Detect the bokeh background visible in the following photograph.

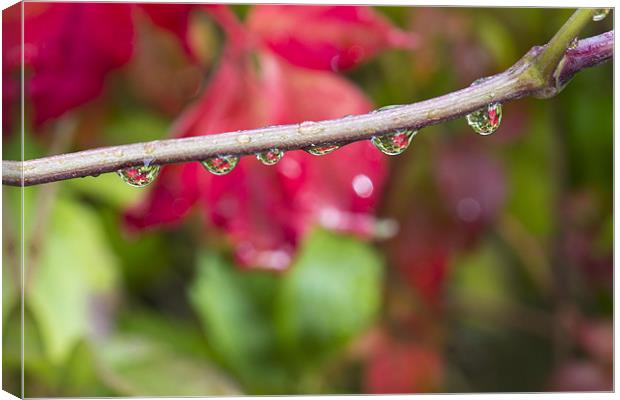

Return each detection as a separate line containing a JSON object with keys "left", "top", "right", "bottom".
{"left": 2, "top": 4, "right": 613, "bottom": 396}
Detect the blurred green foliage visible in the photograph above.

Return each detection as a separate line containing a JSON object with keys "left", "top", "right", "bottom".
{"left": 2, "top": 6, "right": 612, "bottom": 396}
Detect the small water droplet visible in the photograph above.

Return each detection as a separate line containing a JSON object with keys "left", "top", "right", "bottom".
{"left": 256, "top": 148, "right": 284, "bottom": 165}
{"left": 466, "top": 102, "right": 502, "bottom": 135}
{"left": 372, "top": 104, "right": 403, "bottom": 113}
{"left": 236, "top": 134, "right": 252, "bottom": 144}
{"left": 592, "top": 8, "right": 609, "bottom": 21}
{"left": 568, "top": 37, "right": 578, "bottom": 50}
{"left": 298, "top": 121, "right": 324, "bottom": 135}
{"left": 117, "top": 164, "right": 160, "bottom": 188}
{"left": 144, "top": 143, "right": 156, "bottom": 155}
{"left": 201, "top": 155, "right": 239, "bottom": 175}
{"left": 306, "top": 144, "right": 339, "bottom": 156}
{"left": 371, "top": 128, "right": 417, "bottom": 155}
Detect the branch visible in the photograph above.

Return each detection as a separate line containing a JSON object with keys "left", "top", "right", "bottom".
{"left": 3, "top": 17, "right": 613, "bottom": 187}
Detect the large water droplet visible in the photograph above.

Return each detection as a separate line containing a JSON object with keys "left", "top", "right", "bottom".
{"left": 592, "top": 8, "right": 609, "bottom": 21}
{"left": 117, "top": 164, "right": 160, "bottom": 187}
{"left": 256, "top": 148, "right": 284, "bottom": 165}
{"left": 306, "top": 144, "right": 339, "bottom": 156}
{"left": 466, "top": 102, "right": 502, "bottom": 135}
{"left": 201, "top": 155, "right": 239, "bottom": 175}
{"left": 371, "top": 128, "right": 417, "bottom": 155}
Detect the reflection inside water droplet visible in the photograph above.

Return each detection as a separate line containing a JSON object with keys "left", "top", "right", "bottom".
{"left": 306, "top": 144, "right": 339, "bottom": 156}
{"left": 201, "top": 155, "right": 239, "bottom": 175}
{"left": 465, "top": 102, "right": 502, "bottom": 135}
{"left": 371, "top": 128, "right": 417, "bottom": 155}
{"left": 256, "top": 148, "right": 284, "bottom": 165}
{"left": 117, "top": 164, "right": 160, "bottom": 188}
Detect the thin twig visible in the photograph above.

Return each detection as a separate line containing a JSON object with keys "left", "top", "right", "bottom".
{"left": 2, "top": 24, "right": 613, "bottom": 187}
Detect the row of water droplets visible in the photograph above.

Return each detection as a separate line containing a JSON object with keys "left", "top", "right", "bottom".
{"left": 116, "top": 9, "right": 610, "bottom": 187}
{"left": 117, "top": 99, "right": 501, "bottom": 187}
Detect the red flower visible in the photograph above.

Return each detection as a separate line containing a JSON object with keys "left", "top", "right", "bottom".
{"left": 247, "top": 5, "right": 418, "bottom": 71}
{"left": 22, "top": 3, "right": 134, "bottom": 126}
{"left": 2, "top": 3, "right": 200, "bottom": 130}
{"left": 125, "top": 5, "right": 416, "bottom": 269}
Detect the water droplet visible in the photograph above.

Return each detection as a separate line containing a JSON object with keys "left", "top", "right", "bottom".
{"left": 117, "top": 164, "right": 160, "bottom": 188}
{"left": 298, "top": 121, "right": 324, "bottom": 135}
{"left": 466, "top": 102, "right": 502, "bottom": 135}
{"left": 201, "top": 155, "right": 239, "bottom": 175}
{"left": 372, "top": 104, "right": 403, "bottom": 113}
{"left": 592, "top": 8, "right": 609, "bottom": 21}
{"left": 371, "top": 128, "right": 417, "bottom": 155}
{"left": 568, "top": 37, "right": 578, "bottom": 50}
{"left": 256, "top": 148, "right": 284, "bottom": 165}
{"left": 306, "top": 144, "right": 339, "bottom": 156}
{"left": 236, "top": 134, "right": 251, "bottom": 144}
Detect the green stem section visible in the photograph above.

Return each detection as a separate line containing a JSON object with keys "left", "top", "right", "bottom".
{"left": 533, "top": 8, "right": 597, "bottom": 82}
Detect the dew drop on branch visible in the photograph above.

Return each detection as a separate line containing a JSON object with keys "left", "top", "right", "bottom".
{"left": 306, "top": 145, "right": 340, "bottom": 156}
{"left": 201, "top": 155, "right": 239, "bottom": 175}
{"left": 256, "top": 148, "right": 284, "bottom": 165}
{"left": 236, "top": 134, "right": 252, "bottom": 144}
{"left": 117, "top": 164, "right": 160, "bottom": 188}
{"left": 372, "top": 104, "right": 403, "bottom": 113}
{"left": 466, "top": 102, "right": 502, "bottom": 135}
{"left": 568, "top": 37, "right": 579, "bottom": 50}
{"left": 371, "top": 128, "right": 417, "bottom": 155}
{"left": 592, "top": 9, "right": 610, "bottom": 22}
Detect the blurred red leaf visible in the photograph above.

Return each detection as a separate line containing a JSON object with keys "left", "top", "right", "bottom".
{"left": 434, "top": 137, "right": 506, "bottom": 231}
{"left": 2, "top": 2, "right": 21, "bottom": 134}
{"left": 136, "top": 4, "right": 195, "bottom": 59}
{"left": 576, "top": 319, "right": 613, "bottom": 365}
{"left": 22, "top": 3, "right": 134, "bottom": 126}
{"left": 365, "top": 335, "right": 443, "bottom": 393}
{"left": 247, "top": 5, "right": 418, "bottom": 71}
{"left": 125, "top": 47, "right": 387, "bottom": 269}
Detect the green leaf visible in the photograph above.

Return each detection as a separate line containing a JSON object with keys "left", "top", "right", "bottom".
{"left": 98, "top": 334, "right": 241, "bottom": 396}
{"left": 275, "top": 229, "right": 383, "bottom": 362}
{"left": 189, "top": 253, "right": 277, "bottom": 377}
{"left": 58, "top": 340, "right": 111, "bottom": 396}
{"left": 116, "top": 309, "right": 212, "bottom": 360}
{"left": 27, "top": 194, "right": 120, "bottom": 364}
{"left": 2, "top": 186, "right": 22, "bottom": 325}
{"left": 65, "top": 172, "right": 145, "bottom": 209}
{"left": 504, "top": 107, "right": 554, "bottom": 238}
{"left": 449, "top": 242, "right": 513, "bottom": 308}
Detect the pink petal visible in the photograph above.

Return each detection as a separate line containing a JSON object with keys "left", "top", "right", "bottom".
{"left": 23, "top": 3, "right": 134, "bottom": 126}
{"left": 247, "top": 5, "right": 418, "bottom": 71}
{"left": 126, "top": 49, "right": 388, "bottom": 270}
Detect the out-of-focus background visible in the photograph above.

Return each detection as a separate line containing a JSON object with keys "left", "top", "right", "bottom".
{"left": 2, "top": 4, "right": 613, "bottom": 396}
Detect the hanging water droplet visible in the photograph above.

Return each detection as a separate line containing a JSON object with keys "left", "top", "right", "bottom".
{"left": 371, "top": 128, "right": 417, "bottom": 155}
{"left": 592, "top": 8, "right": 609, "bottom": 21}
{"left": 466, "top": 102, "right": 502, "bottom": 135}
{"left": 117, "top": 164, "right": 160, "bottom": 188}
{"left": 256, "top": 148, "right": 284, "bottom": 165}
{"left": 201, "top": 155, "right": 239, "bottom": 175}
{"left": 306, "top": 144, "right": 339, "bottom": 156}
